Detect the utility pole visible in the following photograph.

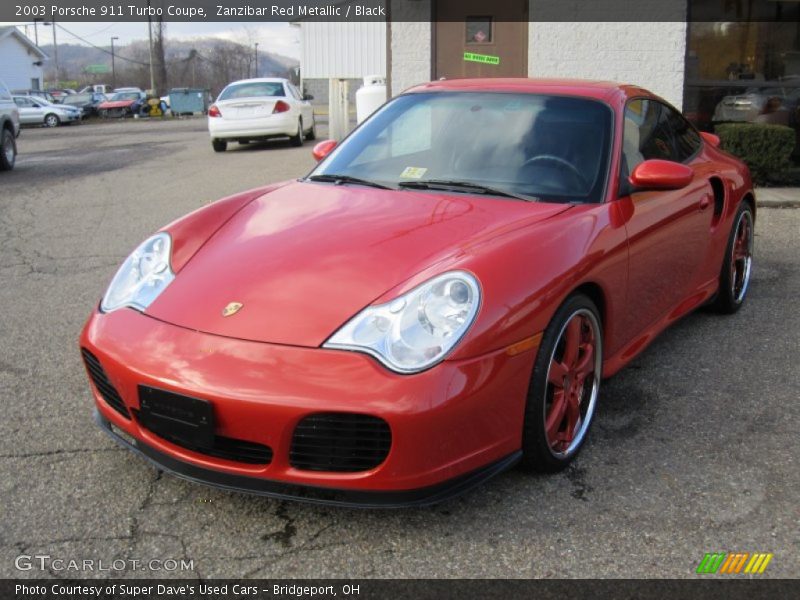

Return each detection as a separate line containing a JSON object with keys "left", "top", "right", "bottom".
{"left": 111, "top": 36, "right": 119, "bottom": 89}
{"left": 254, "top": 42, "right": 259, "bottom": 78}
{"left": 33, "top": 18, "right": 41, "bottom": 46}
{"left": 43, "top": 21, "right": 58, "bottom": 88}
{"left": 147, "top": 0, "right": 155, "bottom": 93}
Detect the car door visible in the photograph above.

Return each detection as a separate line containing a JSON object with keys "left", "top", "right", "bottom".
{"left": 618, "top": 98, "right": 712, "bottom": 341}
{"left": 13, "top": 97, "right": 41, "bottom": 124}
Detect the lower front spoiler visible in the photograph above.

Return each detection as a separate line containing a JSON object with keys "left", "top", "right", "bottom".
{"left": 95, "top": 409, "right": 521, "bottom": 509}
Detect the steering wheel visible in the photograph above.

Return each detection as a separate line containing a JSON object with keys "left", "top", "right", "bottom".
{"left": 521, "top": 154, "right": 587, "bottom": 189}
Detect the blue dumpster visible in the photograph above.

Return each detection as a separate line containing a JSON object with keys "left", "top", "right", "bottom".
{"left": 168, "top": 88, "right": 210, "bottom": 115}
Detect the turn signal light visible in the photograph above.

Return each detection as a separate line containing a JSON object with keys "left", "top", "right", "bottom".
{"left": 273, "top": 100, "right": 291, "bottom": 114}
{"left": 208, "top": 105, "right": 221, "bottom": 118}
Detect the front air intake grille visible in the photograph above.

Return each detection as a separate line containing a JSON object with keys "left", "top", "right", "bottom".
{"left": 290, "top": 413, "right": 391, "bottom": 472}
{"left": 81, "top": 348, "right": 130, "bottom": 419}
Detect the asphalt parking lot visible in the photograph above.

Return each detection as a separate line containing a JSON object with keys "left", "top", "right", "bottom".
{"left": 1, "top": 119, "right": 798, "bottom": 579}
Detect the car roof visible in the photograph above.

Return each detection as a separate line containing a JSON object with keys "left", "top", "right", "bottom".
{"left": 225, "top": 78, "right": 289, "bottom": 85}
{"left": 404, "top": 78, "right": 650, "bottom": 103}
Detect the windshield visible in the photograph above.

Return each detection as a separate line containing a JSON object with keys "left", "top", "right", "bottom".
{"left": 311, "top": 92, "right": 613, "bottom": 203}
{"left": 218, "top": 81, "right": 285, "bottom": 101}
{"left": 110, "top": 92, "right": 140, "bottom": 102}
{"left": 63, "top": 94, "right": 90, "bottom": 105}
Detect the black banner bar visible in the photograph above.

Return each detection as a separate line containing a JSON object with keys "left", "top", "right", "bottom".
{"left": 2, "top": 0, "right": 798, "bottom": 23}
{"left": 3, "top": 579, "right": 799, "bottom": 600}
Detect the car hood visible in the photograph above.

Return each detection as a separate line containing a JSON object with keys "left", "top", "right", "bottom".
{"left": 145, "top": 181, "right": 569, "bottom": 346}
{"left": 100, "top": 100, "right": 136, "bottom": 109}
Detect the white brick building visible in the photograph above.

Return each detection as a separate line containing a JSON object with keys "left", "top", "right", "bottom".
{"left": 0, "top": 27, "right": 47, "bottom": 91}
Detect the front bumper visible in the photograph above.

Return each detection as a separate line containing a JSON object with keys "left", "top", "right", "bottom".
{"left": 80, "top": 309, "right": 536, "bottom": 506}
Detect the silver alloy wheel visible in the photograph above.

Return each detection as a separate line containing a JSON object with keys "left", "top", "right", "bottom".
{"left": 731, "top": 209, "right": 754, "bottom": 304}
{"left": 45, "top": 114, "right": 59, "bottom": 127}
{"left": 3, "top": 132, "right": 14, "bottom": 166}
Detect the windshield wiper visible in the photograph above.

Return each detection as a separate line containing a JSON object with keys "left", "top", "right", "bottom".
{"left": 306, "top": 174, "right": 392, "bottom": 190}
{"left": 398, "top": 179, "right": 538, "bottom": 202}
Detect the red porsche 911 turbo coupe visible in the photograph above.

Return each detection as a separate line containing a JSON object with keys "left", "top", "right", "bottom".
{"left": 80, "top": 79, "right": 754, "bottom": 507}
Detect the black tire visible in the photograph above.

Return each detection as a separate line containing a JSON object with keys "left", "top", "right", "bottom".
{"left": 520, "top": 294, "right": 603, "bottom": 473}
{"left": 212, "top": 139, "right": 227, "bottom": 153}
{"left": 0, "top": 127, "right": 16, "bottom": 171}
{"left": 711, "top": 202, "right": 754, "bottom": 314}
{"left": 44, "top": 113, "right": 60, "bottom": 128}
{"left": 306, "top": 116, "right": 317, "bottom": 141}
{"left": 290, "top": 119, "right": 304, "bottom": 147}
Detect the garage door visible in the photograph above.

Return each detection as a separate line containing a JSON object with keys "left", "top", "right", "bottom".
{"left": 434, "top": 0, "right": 529, "bottom": 79}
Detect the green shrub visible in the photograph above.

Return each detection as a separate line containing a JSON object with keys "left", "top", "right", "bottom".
{"left": 715, "top": 123, "right": 796, "bottom": 185}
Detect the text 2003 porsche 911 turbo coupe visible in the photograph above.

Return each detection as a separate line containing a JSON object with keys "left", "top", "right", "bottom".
{"left": 80, "top": 79, "right": 755, "bottom": 507}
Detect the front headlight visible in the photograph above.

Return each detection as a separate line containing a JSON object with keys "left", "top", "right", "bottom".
{"left": 101, "top": 232, "right": 175, "bottom": 313}
{"left": 324, "top": 271, "right": 481, "bottom": 373}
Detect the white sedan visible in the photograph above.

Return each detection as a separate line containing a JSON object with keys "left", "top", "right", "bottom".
{"left": 13, "top": 95, "right": 82, "bottom": 127}
{"left": 207, "top": 78, "right": 315, "bottom": 152}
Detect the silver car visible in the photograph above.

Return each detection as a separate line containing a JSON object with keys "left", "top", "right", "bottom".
{"left": 0, "top": 79, "right": 20, "bottom": 171}
{"left": 13, "top": 95, "right": 82, "bottom": 127}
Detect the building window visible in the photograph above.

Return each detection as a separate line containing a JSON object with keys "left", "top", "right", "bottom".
{"left": 466, "top": 17, "right": 493, "bottom": 44}
{"left": 684, "top": 0, "right": 800, "bottom": 146}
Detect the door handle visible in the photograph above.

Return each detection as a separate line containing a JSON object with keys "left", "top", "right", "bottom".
{"left": 698, "top": 195, "right": 712, "bottom": 211}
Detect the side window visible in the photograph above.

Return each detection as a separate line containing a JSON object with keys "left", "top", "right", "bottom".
{"left": 621, "top": 99, "right": 680, "bottom": 180}
{"left": 663, "top": 105, "right": 702, "bottom": 162}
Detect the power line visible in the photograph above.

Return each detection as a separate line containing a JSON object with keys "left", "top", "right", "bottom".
{"left": 54, "top": 23, "right": 150, "bottom": 66}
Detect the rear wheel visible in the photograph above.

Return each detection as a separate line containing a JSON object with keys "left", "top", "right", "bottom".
{"left": 44, "top": 113, "right": 60, "bottom": 128}
{"left": 290, "top": 119, "right": 304, "bottom": 147}
{"left": 306, "top": 116, "right": 317, "bottom": 141}
{"left": 712, "top": 202, "right": 754, "bottom": 314}
{"left": 212, "top": 139, "right": 227, "bottom": 153}
{"left": 520, "top": 294, "right": 603, "bottom": 472}
{"left": 0, "top": 127, "right": 16, "bottom": 171}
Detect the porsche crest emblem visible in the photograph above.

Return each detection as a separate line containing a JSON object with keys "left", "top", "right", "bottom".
{"left": 222, "top": 302, "right": 243, "bottom": 317}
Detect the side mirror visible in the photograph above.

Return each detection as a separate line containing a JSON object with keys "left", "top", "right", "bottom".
{"left": 629, "top": 159, "right": 693, "bottom": 191}
{"left": 700, "top": 131, "right": 720, "bottom": 148}
{"left": 303, "top": 93, "right": 314, "bottom": 101}
{"left": 312, "top": 139, "right": 337, "bottom": 161}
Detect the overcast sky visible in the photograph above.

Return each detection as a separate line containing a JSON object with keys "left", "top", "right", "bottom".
{"left": 1, "top": 21, "right": 300, "bottom": 58}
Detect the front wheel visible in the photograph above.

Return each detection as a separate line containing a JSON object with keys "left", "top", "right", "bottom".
{"left": 44, "top": 113, "right": 60, "bottom": 128}
{"left": 0, "top": 127, "right": 17, "bottom": 171}
{"left": 520, "top": 294, "right": 603, "bottom": 472}
{"left": 211, "top": 139, "right": 227, "bottom": 153}
{"left": 712, "top": 203, "right": 754, "bottom": 314}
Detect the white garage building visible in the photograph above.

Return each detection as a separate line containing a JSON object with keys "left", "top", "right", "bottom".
{"left": 0, "top": 27, "right": 47, "bottom": 91}
{"left": 299, "top": 0, "right": 800, "bottom": 138}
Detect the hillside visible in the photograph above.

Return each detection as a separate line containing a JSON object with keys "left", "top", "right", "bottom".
{"left": 40, "top": 37, "right": 299, "bottom": 94}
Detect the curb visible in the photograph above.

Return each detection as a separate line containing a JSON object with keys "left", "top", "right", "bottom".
{"left": 755, "top": 188, "right": 800, "bottom": 208}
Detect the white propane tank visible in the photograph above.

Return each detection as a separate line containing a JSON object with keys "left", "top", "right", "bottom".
{"left": 356, "top": 75, "right": 387, "bottom": 123}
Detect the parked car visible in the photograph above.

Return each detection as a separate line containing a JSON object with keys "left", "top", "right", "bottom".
{"left": 82, "top": 79, "right": 755, "bottom": 506}
{"left": 47, "top": 89, "right": 75, "bottom": 102}
{"left": 62, "top": 92, "right": 108, "bottom": 117}
{"left": 207, "top": 77, "right": 315, "bottom": 152}
{"left": 13, "top": 95, "right": 82, "bottom": 127}
{"left": 0, "top": 79, "right": 20, "bottom": 171}
{"left": 113, "top": 86, "right": 144, "bottom": 95}
{"left": 712, "top": 84, "right": 800, "bottom": 125}
{"left": 97, "top": 91, "right": 146, "bottom": 118}
{"left": 12, "top": 89, "right": 59, "bottom": 104}
{"left": 80, "top": 84, "right": 113, "bottom": 96}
